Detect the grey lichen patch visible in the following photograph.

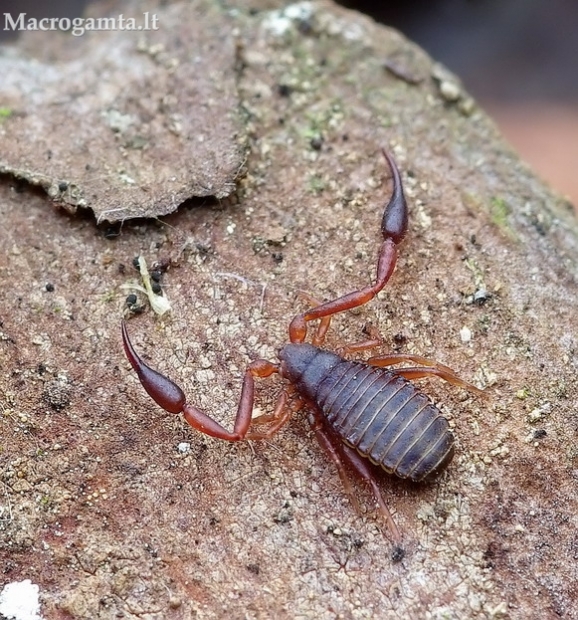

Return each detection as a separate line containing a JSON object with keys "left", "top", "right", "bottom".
{"left": 0, "top": 0, "right": 246, "bottom": 223}
{"left": 431, "top": 63, "right": 476, "bottom": 115}
{"left": 261, "top": 2, "right": 316, "bottom": 36}
{"left": 42, "top": 375, "right": 72, "bottom": 411}
{"left": 101, "top": 108, "right": 138, "bottom": 134}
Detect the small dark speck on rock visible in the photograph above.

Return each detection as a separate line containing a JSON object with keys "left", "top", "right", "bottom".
{"left": 45, "top": 282, "right": 55, "bottom": 292}
{"left": 470, "top": 234, "right": 482, "bottom": 249}
{"left": 277, "top": 84, "right": 292, "bottom": 97}
{"left": 246, "top": 563, "right": 260, "bottom": 575}
{"left": 273, "top": 502, "right": 293, "bottom": 524}
{"left": 310, "top": 136, "right": 323, "bottom": 151}
{"left": 533, "top": 429, "right": 547, "bottom": 439}
{"left": 391, "top": 545, "right": 405, "bottom": 563}
{"left": 126, "top": 294, "right": 144, "bottom": 314}
{"left": 58, "top": 181, "right": 68, "bottom": 192}
{"left": 296, "top": 18, "right": 313, "bottom": 35}
{"left": 103, "top": 224, "right": 121, "bottom": 239}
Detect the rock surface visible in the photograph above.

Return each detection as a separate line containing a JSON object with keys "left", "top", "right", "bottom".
{"left": 0, "top": 0, "right": 245, "bottom": 222}
{"left": 0, "top": 1, "right": 577, "bottom": 618}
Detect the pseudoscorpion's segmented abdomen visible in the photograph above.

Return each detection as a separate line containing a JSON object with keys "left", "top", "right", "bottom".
{"left": 315, "top": 360, "right": 455, "bottom": 481}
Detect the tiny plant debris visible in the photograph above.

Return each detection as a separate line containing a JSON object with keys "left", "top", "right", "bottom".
{"left": 121, "top": 256, "right": 171, "bottom": 315}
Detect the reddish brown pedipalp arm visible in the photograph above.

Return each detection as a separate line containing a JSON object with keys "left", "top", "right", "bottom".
{"left": 122, "top": 320, "right": 186, "bottom": 414}
{"left": 121, "top": 321, "right": 283, "bottom": 441}
{"left": 289, "top": 149, "right": 408, "bottom": 344}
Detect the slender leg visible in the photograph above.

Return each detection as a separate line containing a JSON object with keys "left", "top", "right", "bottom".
{"left": 309, "top": 414, "right": 361, "bottom": 513}
{"left": 249, "top": 391, "right": 290, "bottom": 426}
{"left": 336, "top": 323, "right": 383, "bottom": 355}
{"left": 246, "top": 392, "right": 303, "bottom": 440}
{"left": 309, "top": 412, "right": 402, "bottom": 544}
{"left": 338, "top": 444, "right": 402, "bottom": 544}
{"left": 289, "top": 150, "right": 408, "bottom": 344}
{"left": 181, "top": 358, "right": 279, "bottom": 439}
{"left": 122, "top": 321, "right": 284, "bottom": 441}
{"left": 337, "top": 339, "right": 383, "bottom": 356}
{"left": 296, "top": 292, "right": 332, "bottom": 346}
{"left": 368, "top": 353, "right": 485, "bottom": 396}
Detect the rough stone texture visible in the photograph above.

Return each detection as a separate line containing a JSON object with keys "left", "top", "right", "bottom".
{"left": 1, "top": 1, "right": 577, "bottom": 619}
{"left": 0, "top": 0, "right": 245, "bottom": 222}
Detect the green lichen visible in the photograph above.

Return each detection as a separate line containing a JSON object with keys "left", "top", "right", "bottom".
{"left": 101, "top": 291, "right": 115, "bottom": 303}
{"left": 462, "top": 192, "right": 518, "bottom": 241}
{"left": 39, "top": 494, "right": 53, "bottom": 510}
{"left": 489, "top": 197, "right": 517, "bottom": 240}
{"left": 308, "top": 173, "right": 326, "bottom": 194}
{"left": 464, "top": 257, "right": 486, "bottom": 290}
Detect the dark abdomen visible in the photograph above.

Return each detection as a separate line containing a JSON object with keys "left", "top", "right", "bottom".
{"left": 298, "top": 355, "right": 454, "bottom": 481}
